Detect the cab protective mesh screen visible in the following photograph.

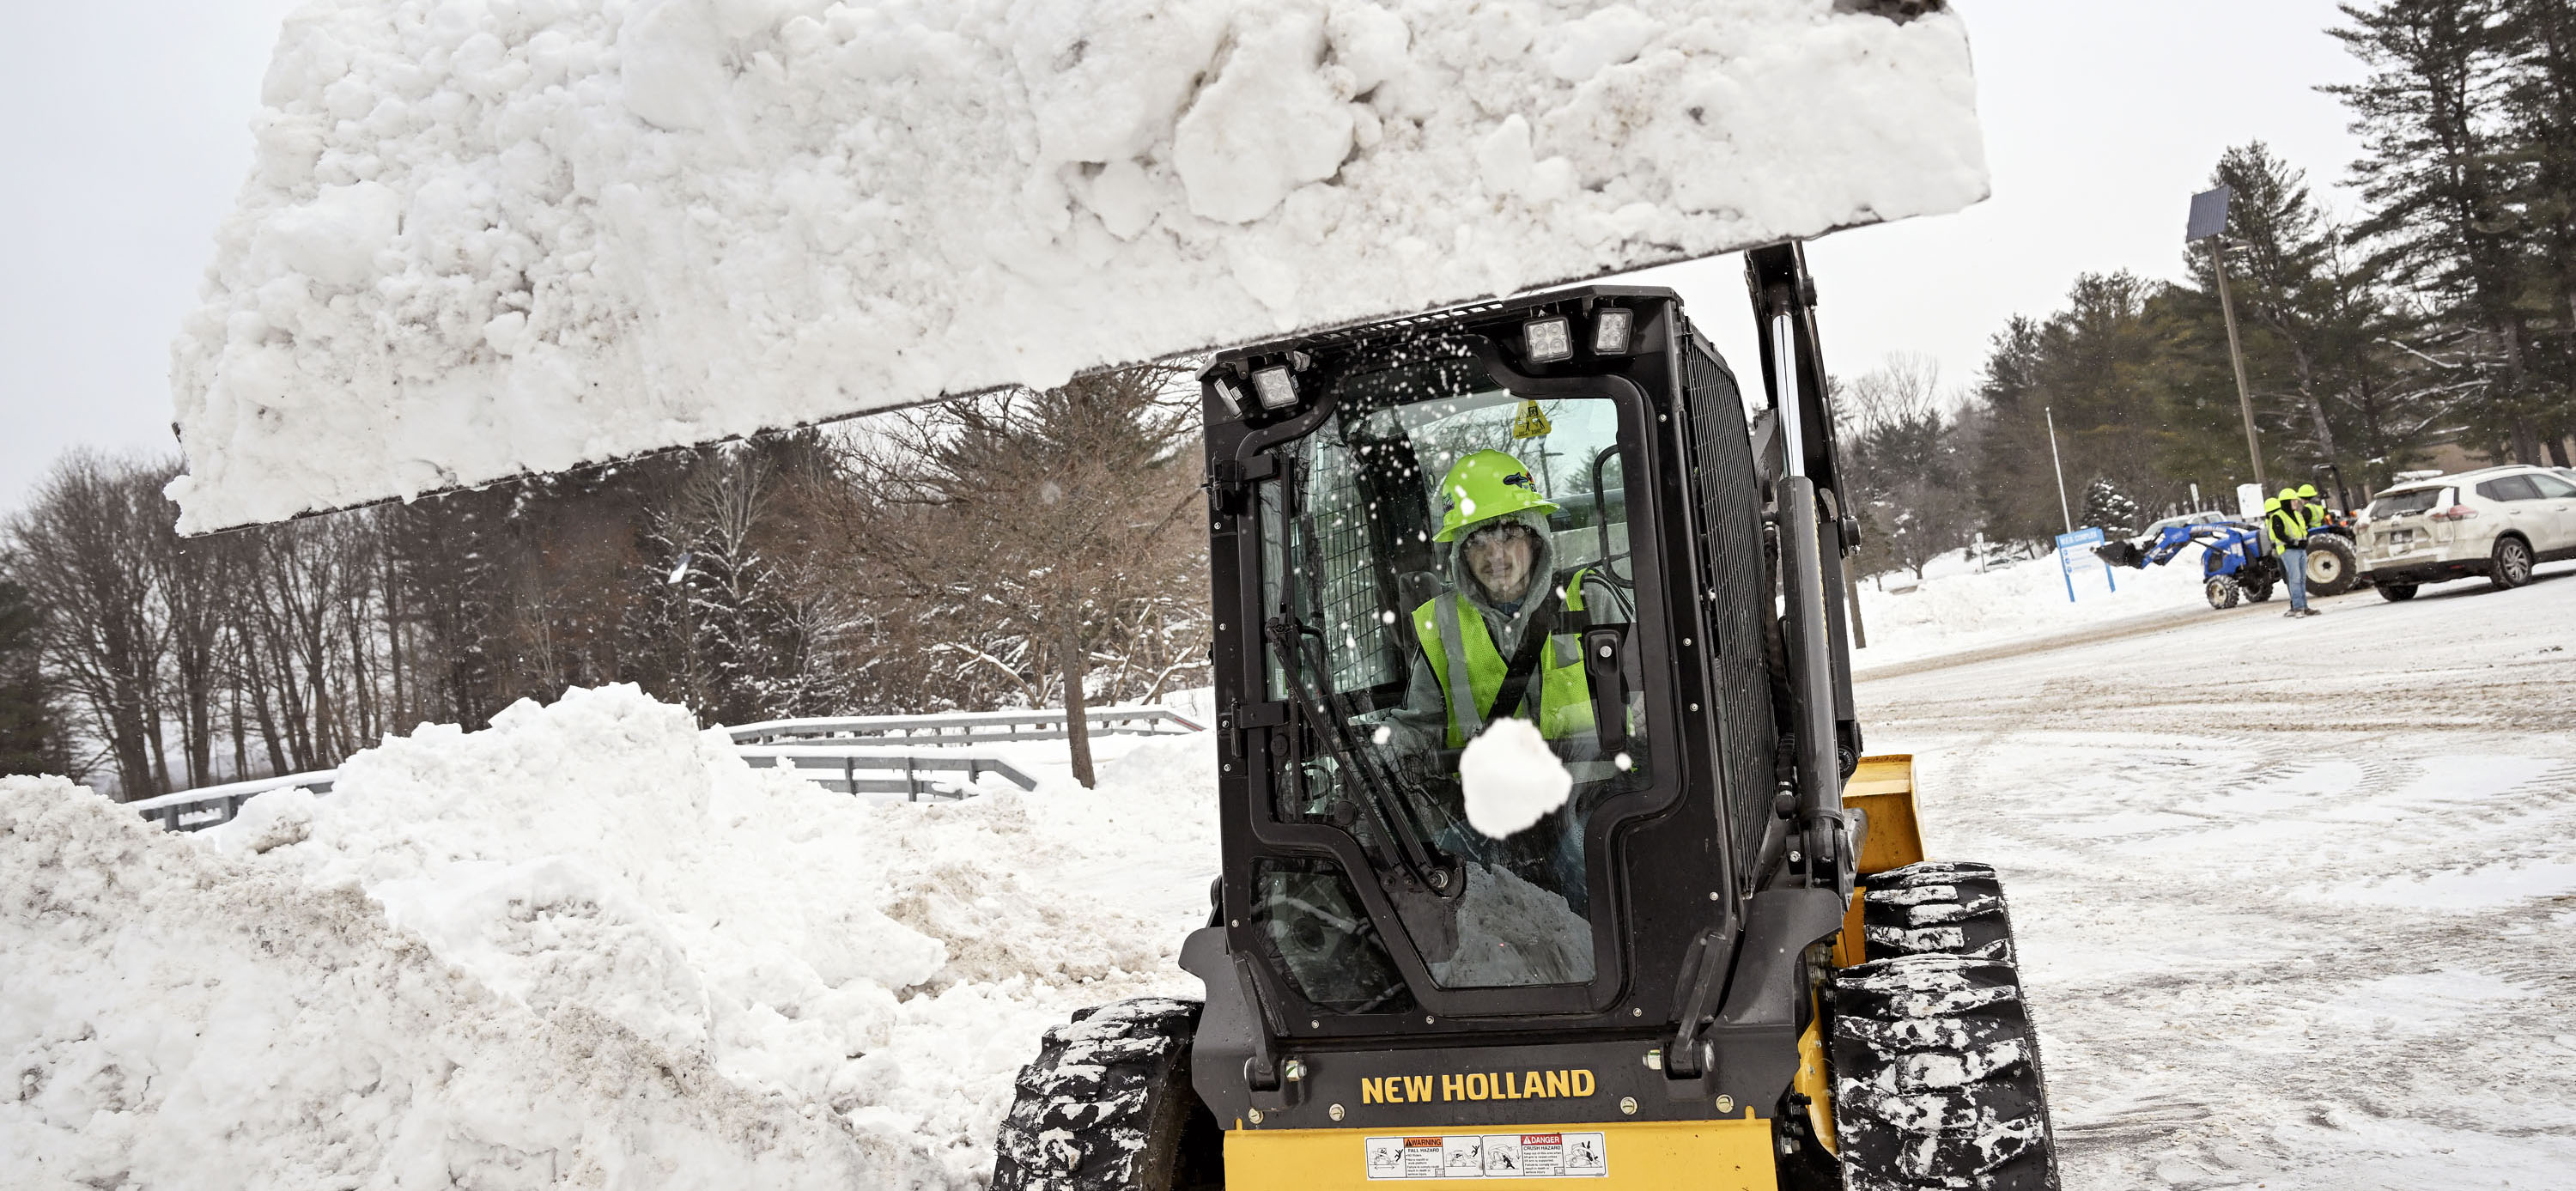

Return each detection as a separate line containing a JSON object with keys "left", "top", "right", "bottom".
{"left": 1680, "top": 334, "right": 1780, "bottom": 880}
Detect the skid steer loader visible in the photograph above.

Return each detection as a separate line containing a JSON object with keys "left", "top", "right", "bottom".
{"left": 992, "top": 244, "right": 2060, "bottom": 1189}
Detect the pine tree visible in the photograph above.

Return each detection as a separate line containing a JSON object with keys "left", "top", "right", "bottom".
{"left": 2080, "top": 478, "right": 2142, "bottom": 537}
{"left": 2498, "top": 0, "right": 2576, "bottom": 461}
{"left": 2330, "top": 0, "right": 2553, "bottom": 461}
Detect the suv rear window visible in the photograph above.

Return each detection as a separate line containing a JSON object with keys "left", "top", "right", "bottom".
{"left": 2476, "top": 475, "right": 2543, "bottom": 501}
{"left": 2369, "top": 488, "right": 2445, "bottom": 516}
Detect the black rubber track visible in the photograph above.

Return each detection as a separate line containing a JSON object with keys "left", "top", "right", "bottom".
{"left": 992, "top": 998, "right": 1222, "bottom": 1191}
{"left": 1861, "top": 860, "right": 2017, "bottom": 965}
{"left": 1831, "top": 954, "right": 2060, "bottom": 1191}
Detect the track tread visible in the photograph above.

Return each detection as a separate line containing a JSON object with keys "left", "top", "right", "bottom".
{"left": 1834, "top": 863, "right": 2059, "bottom": 1191}
{"left": 1862, "top": 862, "right": 2016, "bottom": 967}
{"left": 993, "top": 997, "right": 1206, "bottom": 1191}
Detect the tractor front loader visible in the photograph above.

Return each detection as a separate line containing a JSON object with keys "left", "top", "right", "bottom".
{"left": 993, "top": 246, "right": 2061, "bottom": 1190}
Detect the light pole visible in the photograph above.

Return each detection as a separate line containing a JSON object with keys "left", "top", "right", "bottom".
{"left": 2044, "top": 404, "right": 2073, "bottom": 533}
{"left": 2186, "top": 185, "right": 2266, "bottom": 495}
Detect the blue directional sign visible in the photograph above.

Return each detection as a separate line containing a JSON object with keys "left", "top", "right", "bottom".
{"left": 2056, "top": 526, "right": 2116, "bottom": 602}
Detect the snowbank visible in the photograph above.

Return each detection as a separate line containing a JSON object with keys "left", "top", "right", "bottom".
{"left": 170, "top": 0, "right": 1987, "bottom": 531}
{"left": 1851, "top": 549, "right": 2215, "bottom": 668}
{"left": 1, "top": 685, "right": 1216, "bottom": 1188}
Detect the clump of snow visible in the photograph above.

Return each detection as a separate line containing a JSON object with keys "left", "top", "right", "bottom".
{"left": 170, "top": 0, "right": 1988, "bottom": 532}
{"left": 3, "top": 685, "right": 1217, "bottom": 1188}
{"left": 1458, "top": 716, "right": 1572, "bottom": 838}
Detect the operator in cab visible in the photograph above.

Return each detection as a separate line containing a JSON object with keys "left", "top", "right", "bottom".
{"left": 1382, "top": 449, "right": 1625, "bottom": 769}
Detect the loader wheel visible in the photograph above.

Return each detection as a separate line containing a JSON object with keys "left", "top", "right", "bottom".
{"left": 1860, "top": 860, "right": 2017, "bottom": 965}
{"left": 2204, "top": 575, "right": 2239, "bottom": 610}
{"left": 2303, "top": 537, "right": 2360, "bottom": 597}
{"left": 1831, "top": 955, "right": 2061, "bottom": 1191}
{"left": 2242, "top": 575, "right": 2275, "bottom": 603}
{"left": 2378, "top": 582, "right": 2418, "bottom": 602}
{"left": 992, "top": 998, "right": 1223, "bottom": 1191}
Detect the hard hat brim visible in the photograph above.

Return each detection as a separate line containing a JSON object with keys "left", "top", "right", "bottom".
{"left": 1435, "top": 501, "right": 1559, "bottom": 543}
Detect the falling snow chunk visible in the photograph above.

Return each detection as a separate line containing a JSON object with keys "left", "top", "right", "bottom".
{"left": 1460, "top": 717, "right": 1574, "bottom": 839}
{"left": 168, "top": 0, "right": 1987, "bottom": 532}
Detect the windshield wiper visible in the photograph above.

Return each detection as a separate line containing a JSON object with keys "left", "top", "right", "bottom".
{"left": 1265, "top": 613, "right": 1459, "bottom": 897}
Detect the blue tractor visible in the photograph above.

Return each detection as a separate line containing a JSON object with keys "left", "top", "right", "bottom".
{"left": 2094, "top": 514, "right": 2286, "bottom": 610}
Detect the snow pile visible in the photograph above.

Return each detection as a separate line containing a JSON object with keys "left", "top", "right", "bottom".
{"left": 2, "top": 685, "right": 1217, "bottom": 1188}
{"left": 1458, "top": 715, "right": 1571, "bottom": 837}
{"left": 1852, "top": 549, "right": 2218, "bottom": 668}
{"left": 170, "top": 0, "right": 1987, "bottom": 531}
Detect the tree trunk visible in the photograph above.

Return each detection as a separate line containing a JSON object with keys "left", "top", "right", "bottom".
{"left": 1058, "top": 600, "right": 1095, "bottom": 789}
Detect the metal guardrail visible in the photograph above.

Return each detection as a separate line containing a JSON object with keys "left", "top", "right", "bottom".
{"left": 130, "top": 705, "right": 1205, "bottom": 832}
{"left": 733, "top": 747, "right": 1036, "bottom": 801}
{"left": 726, "top": 706, "right": 1205, "bottom": 746}
{"left": 125, "top": 769, "right": 340, "bottom": 833}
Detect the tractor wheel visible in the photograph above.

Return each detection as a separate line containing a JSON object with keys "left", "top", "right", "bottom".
{"left": 2379, "top": 582, "right": 2419, "bottom": 602}
{"left": 1859, "top": 860, "right": 2017, "bottom": 965}
{"left": 2491, "top": 536, "right": 2536, "bottom": 590}
{"left": 2204, "top": 575, "right": 2240, "bottom": 610}
{"left": 2304, "top": 537, "right": 2360, "bottom": 597}
{"left": 1831, "top": 954, "right": 2061, "bottom": 1191}
{"left": 993, "top": 998, "right": 1224, "bottom": 1191}
{"left": 2243, "top": 575, "right": 2275, "bottom": 603}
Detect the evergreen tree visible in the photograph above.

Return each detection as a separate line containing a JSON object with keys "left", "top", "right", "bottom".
{"left": 2498, "top": 0, "right": 2576, "bottom": 461}
{"left": 2079, "top": 478, "right": 2142, "bottom": 536}
{"left": 2166, "top": 143, "right": 2455, "bottom": 488}
{"left": 2330, "top": 0, "right": 2555, "bottom": 461}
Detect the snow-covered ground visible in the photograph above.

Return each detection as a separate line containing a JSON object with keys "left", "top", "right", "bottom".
{"left": 3, "top": 688, "right": 1215, "bottom": 1189}
{"left": 8, "top": 570, "right": 2571, "bottom": 1189}
{"left": 1863, "top": 562, "right": 2576, "bottom": 1188}
{"left": 169, "top": 0, "right": 1987, "bottom": 532}
{"left": 1851, "top": 547, "right": 2212, "bottom": 668}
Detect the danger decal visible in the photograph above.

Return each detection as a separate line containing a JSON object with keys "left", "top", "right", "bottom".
{"left": 1364, "top": 1133, "right": 1609, "bottom": 1180}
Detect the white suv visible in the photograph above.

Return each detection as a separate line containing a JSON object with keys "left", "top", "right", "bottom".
{"left": 2357, "top": 465, "right": 2576, "bottom": 599}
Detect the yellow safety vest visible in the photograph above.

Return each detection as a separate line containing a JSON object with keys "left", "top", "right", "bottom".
{"left": 1410, "top": 574, "right": 1598, "bottom": 749}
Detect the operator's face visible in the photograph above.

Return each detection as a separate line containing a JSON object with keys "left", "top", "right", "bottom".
{"left": 1465, "top": 525, "right": 1537, "bottom": 602}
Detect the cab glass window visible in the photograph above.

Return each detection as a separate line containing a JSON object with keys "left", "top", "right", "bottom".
{"left": 1251, "top": 345, "right": 1652, "bottom": 992}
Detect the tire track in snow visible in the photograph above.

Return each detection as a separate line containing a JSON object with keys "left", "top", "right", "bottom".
{"left": 1856, "top": 575, "right": 2576, "bottom": 1190}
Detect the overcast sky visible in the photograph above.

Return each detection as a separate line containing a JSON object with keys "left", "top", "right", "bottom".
{"left": 0, "top": 0, "right": 2370, "bottom": 519}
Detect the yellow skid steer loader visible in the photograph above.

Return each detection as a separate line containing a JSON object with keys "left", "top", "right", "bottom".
{"left": 992, "top": 246, "right": 2059, "bottom": 1189}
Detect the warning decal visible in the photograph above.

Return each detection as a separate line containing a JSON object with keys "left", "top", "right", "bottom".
{"left": 1363, "top": 1133, "right": 1608, "bottom": 1179}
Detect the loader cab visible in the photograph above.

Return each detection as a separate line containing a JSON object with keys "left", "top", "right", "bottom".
{"left": 1198, "top": 287, "right": 1795, "bottom": 1058}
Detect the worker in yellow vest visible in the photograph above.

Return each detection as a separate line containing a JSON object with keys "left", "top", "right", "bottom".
{"left": 1378, "top": 448, "right": 1627, "bottom": 907}
{"left": 2267, "top": 486, "right": 2320, "bottom": 617}
{"left": 1387, "top": 449, "right": 1625, "bottom": 752}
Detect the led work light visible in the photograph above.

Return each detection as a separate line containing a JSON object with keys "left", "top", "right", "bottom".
{"left": 1251, "top": 365, "right": 1298, "bottom": 411}
{"left": 1524, "top": 316, "right": 1573, "bottom": 364}
{"left": 1592, "top": 307, "right": 1633, "bottom": 355}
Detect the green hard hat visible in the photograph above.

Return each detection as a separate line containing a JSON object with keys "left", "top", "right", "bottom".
{"left": 1435, "top": 449, "right": 1558, "bottom": 542}
{"left": 2296, "top": 483, "right": 2319, "bottom": 499}
{"left": 2278, "top": 486, "right": 2300, "bottom": 501}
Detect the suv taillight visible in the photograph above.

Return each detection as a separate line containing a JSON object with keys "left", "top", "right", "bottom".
{"left": 2429, "top": 505, "right": 2479, "bottom": 522}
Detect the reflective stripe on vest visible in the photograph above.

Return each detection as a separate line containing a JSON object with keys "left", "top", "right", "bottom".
{"left": 1411, "top": 574, "right": 1598, "bottom": 749}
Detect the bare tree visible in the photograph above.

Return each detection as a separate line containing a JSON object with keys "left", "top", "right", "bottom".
{"left": 7, "top": 452, "right": 171, "bottom": 799}
{"left": 1840, "top": 356, "right": 1984, "bottom": 580}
